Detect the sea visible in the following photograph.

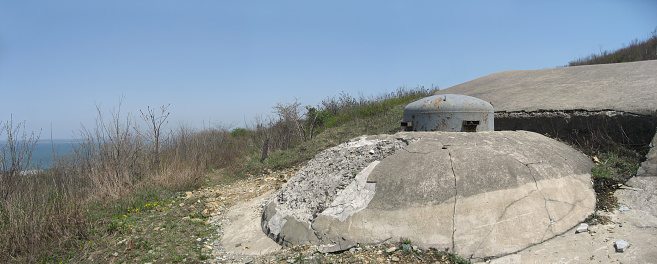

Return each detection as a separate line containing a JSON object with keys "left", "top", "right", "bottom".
{"left": 0, "top": 139, "right": 77, "bottom": 169}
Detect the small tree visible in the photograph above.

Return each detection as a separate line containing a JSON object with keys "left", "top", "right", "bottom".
{"left": 304, "top": 106, "right": 321, "bottom": 140}
{"left": 139, "top": 104, "right": 170, "bottom": 171}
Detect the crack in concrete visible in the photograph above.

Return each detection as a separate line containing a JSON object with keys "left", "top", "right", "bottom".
{"left": 523, "top": 162, "right": 556, "bottom": 242}
{"left": 545, "top": 196, "right": 587, "bottom": 226}
{"left": 471, "top": 188, "right": 538, "bottom": 257}
{"left": 470, "top": 157, "right": 547, "bottom": 257}
{"left": 447, "top": 149, "right": 458, "bottom": 252}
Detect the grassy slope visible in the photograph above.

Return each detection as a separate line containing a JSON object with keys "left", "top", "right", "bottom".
{"left": 38, "top": 94, "right": 423, "bottom": 263}
{"left": 569, "top": 28, "right": 657, "bottom": 66}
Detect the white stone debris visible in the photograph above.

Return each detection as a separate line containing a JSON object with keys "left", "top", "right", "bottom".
{"left": 614, "top": 240, "right": 630, "bottom": 252}
{"left": 576, "top": 223, "right": 589, "bottom": 233}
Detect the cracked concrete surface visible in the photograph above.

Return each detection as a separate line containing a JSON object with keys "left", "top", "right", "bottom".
{"left": 261, "top": 131, "right": 596, "bottom": 261}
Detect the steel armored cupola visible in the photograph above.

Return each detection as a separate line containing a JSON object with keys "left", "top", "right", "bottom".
{"left": 401, "top": 94, "right": 494, "bottom": 132}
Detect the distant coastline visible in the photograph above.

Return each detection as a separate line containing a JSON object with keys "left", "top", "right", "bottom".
{"left": 0, "top": 139, "right": 77, "bottom": 169}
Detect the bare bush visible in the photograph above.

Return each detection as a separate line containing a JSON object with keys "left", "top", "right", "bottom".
{"left": 74, "top": 100, "right": 148, "bottom": 199}
{"left": 271, "top": 99, "right": 305, "bottom": 149}
{"left": 0, "top": 117, "right": 40, "bottom": 200}
{"left": 0, "top": 118, "right": 88, "bottom": 262}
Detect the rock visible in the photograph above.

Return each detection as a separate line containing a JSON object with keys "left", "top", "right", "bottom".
{"left": 576, "top": 223, "right": 589, "bottom": 233}
{"left": 614, "top": 240, "right": 630, "bottom": 252}
{"left": 401, "top": 243, "right": 412, "bottom": 251}
{"left": 201, "top": 209, "right": 211, "bottom": 217}
{"left": 391, "top": 256, "right": 400, "bottom": 262}
{"left": 317, "top": 240, "right": 356, "bottom": 253}
{"left": 386, "top": 247, "right": 397, "bottom": 253}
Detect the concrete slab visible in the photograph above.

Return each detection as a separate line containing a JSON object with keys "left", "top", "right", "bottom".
{"left": 262, "top": 131, "right": 596, "bottom": 261}
{"left": 435, "top": 60, "right": 657, "bottom": 115}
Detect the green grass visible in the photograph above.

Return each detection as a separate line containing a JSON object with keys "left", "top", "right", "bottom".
{"left": 240, "top": 103, "right": 412, "bottom": 176}
{"left": 37, "top": 183, "right": 216, "bottom": 263}
{"left": 591, "top": 151, "right": 639, "bottom": 181}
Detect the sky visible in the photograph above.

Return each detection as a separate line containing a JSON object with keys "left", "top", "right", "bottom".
{"left": 1, "top": 1, "right": 656, "bottom": 139}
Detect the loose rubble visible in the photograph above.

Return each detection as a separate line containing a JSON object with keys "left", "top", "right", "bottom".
{"left": 614, "top": 240, "right": 630, "bottom": 252}
{"left": 575, "top": 223, "right": 589, "bottom": 233}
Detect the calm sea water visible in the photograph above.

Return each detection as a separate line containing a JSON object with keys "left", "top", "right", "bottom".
{"left": 0, "top": 139, "right": 77, "bottom": 169}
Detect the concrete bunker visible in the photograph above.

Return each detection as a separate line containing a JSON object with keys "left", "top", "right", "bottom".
{"left": 261, "top": 131, "right": 596, "bottom": 261}
{"left": 261, "top": 61, "right": 657, "bottom": 260}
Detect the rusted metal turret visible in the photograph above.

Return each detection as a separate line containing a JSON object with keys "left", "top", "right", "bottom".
{"left": 402, "top": 94, "right": 493, "bottom": 132}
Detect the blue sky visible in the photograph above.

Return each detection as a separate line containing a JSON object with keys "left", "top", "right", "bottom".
{"left": 1, "top": 1, "right": 656, "bottom": 139}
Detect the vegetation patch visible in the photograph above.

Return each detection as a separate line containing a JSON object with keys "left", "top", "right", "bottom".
{"left": 569, "top": 27, "right": 656, "bottom": 66}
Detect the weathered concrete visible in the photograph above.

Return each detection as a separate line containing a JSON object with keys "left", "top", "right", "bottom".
{"left": 262, "top": 131, "right": 595, "bottom": 261}
{"left": 435, "top": 60, "right": 657, "bottom": 115}
{"left": 486, "top": 209, "right": 657, "bottom": 264}
{"left": 485, "top": 130, "right": 657, "bottom": 264}
{"left": 435, "top": 61, "right": 657, "bottom": 148}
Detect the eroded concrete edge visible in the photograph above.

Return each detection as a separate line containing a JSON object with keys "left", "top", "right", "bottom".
{"left": 262, "top": 135, "right": 416, "bottom": 249}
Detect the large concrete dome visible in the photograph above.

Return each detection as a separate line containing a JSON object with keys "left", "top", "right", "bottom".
{"left": 261, "top": 131, "right": 595, "bottom": 261}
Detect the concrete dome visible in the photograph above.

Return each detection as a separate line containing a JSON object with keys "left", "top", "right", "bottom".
{"left": 261, "top": 131, "right": 595, "bottom": 261}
